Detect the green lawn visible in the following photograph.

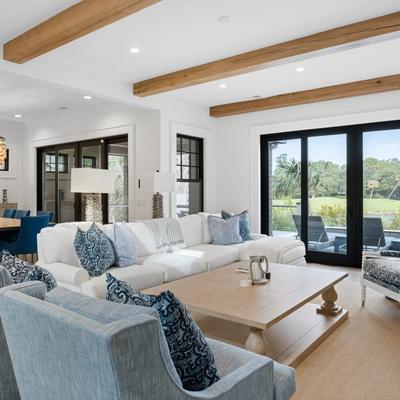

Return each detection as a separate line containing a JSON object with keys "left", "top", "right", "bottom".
{"left": 273, "top": 197, "right": 400, "bottom": 213}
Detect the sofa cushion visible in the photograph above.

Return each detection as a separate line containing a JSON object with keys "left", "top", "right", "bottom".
{"left": 74, "top": 223, "right": 115, "bottom": 277}
{"left": 80, "top": 264, "right": 165, "bottom": 299}
{"left": 208, "top": 215, "right": 243, "bottom": 246}
{"left": 363, "top": 257, "right": 400, "bottom": 293}
{"left": 0, "top": 266, "right": 12, "bottom": 288}
{"left": 106, "top": 274, "right": 220, "bottom": 392}
{"left": 174, "top": 245, "right": 240, "bottom": 270}
{"left": 221, "top": 210, "right": 252, "bottom": 241}
{"left": 125, "top": 221, "right": 159, "bottom": 257}
{"left": 106, "top": 223, "right": 137, "bottom": 267}
{"left": 143, "top": 253, "right": 208, "bottom": 282}
{"left": 178, "top": 214, "right": 203, "bottom": 247}
{"left": 45, "top": 286, "right": 158, "bottom": 323}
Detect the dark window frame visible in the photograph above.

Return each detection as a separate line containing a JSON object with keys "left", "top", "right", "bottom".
{"left": 176, "top": 134, "right": 204, "bottom": 215}
{"left": 45, "top": 152, "right": 69, "bottom": 173}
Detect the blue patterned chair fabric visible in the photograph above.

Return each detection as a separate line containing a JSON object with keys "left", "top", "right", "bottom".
{"left": 0, "top": 282, "right": 296, "bottom": 400}
{"left": 363, "top": 257, "right": 400, "bottom": 293}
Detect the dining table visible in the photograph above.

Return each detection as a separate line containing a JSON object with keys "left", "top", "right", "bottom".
{"left": 0, "top": 217, "right": 20, "bottom": 231}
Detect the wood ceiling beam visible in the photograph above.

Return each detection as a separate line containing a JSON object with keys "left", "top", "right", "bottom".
{"left": 133, "top": 12, "right": 400, "bottom": 96}
{"left": 3, "top": 0, "right": 161, "bottom": 64}
{"left": 209, "top": 74, "right": 400, "bottom": 117}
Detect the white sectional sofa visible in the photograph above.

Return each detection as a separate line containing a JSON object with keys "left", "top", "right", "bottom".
{"left": 37, "top": 213, "right": 306, "bottom": 298}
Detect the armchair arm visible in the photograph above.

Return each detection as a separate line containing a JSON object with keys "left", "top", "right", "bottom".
{"left": 0, "top": 265, "right": 13, "bottom": 288}
{"left": 251, "top": 233, "right": 268, "bottom": 241}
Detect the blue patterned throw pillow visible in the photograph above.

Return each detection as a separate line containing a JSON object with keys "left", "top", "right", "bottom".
{"left": 106, "top": 273, "right": 220, "bottom": 391}
{"left": 207, "top": 215, "right": 243, "bottom": 245}
{"left": 106, "top": 223, "right": 137, "bottom": 267}
{"left": 74, "top": 223, "right": 115, "bottom": 277}
{"left": 221, "top": 210, "right": 252, "bottom": 241}
{"left": 24, "top": 265, "right": 57, "bottom": 292}
{"left": 0, "top": 250, "right": 57, "bottom": 292}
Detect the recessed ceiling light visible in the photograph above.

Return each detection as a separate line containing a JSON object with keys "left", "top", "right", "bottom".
{"left": 218, "top": 15, "right": 231, "bottom": 23}
{"left": 253, "top": 95, "right": 261, "bottom": 99}
{"left": 296, "top": 67, "right": 305, "bottom": 72}
{"left": 58, "top": 106, "right": 69, "bottom": 111}
{"left": 83, "top": 95, "right": 92, "bottom": 100}
{"left": 14, "top": 114, "right": 22, "bottom": 118}
{"left": 219, "top": 83, "right": 227, "bottom": 89}
{"left": 130, "top": 47, "right": 140, "bottom": 54}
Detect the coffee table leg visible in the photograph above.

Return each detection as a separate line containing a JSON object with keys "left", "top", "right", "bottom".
{"left": 317, "top": 286, "right": 343, "bottom": 316}
{"left": 245, "top": 327, "right": 268, "bottom": 355}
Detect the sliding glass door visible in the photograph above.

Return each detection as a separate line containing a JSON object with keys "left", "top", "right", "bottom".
{"left": 262, "top": 129, "right": 354, "bottom": 265}
{"left": 262, "top": 120, "right": 400, "bottom": 266}
{"left": 37, "top": 135, "right": 128, "bottom": 224}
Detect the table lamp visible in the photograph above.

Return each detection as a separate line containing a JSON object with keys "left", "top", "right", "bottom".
{"left": 71, "top": 168, "right": 115, "bottom": 223}
{"left": 143, "top": 171, "right": 176, "bottom": 219}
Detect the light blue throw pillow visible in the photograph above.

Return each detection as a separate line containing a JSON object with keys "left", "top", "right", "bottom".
{"left": 207, "top": 215, "right": 243, "bottom": 245}
{"left": 221, "top": 210, "right": 252, "bottom": 241}
{"left": 106, "top": 223, "right": 137, "bottom": 267}
{"left": 74, "top": 223, "right": 115, "bottom": 277}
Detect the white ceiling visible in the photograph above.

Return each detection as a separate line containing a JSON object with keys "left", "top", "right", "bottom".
{"left": 0, "top": 0, "right": 399, "bottom": 110}
{"left": 0, "top": 69, "right": 130, "bottom": 122}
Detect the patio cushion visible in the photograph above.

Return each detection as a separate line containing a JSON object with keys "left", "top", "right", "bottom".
{"left": 363, "top": 257, "right": 400, "bottom": 293}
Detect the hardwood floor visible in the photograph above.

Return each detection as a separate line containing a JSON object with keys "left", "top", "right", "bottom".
{"left": 292, "top": 264, "right": 400, "bottom": 400}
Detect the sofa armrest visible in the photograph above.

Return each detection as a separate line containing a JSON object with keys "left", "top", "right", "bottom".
{"left": 250, "top": 233, "right": 268, "bottom": 241}
{"left": 190, "top": 355, "right": 274, "bottom": 400}
{"left": 37, "top": 262, "right": 90, "bottom": 287}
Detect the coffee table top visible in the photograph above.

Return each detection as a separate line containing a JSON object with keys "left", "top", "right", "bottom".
{"left": 145, "top": 263, "right": 348, "bottom": 330}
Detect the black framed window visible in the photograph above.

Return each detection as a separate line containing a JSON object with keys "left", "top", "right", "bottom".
{"left": 82, "top": 156, "right": 97, "bottom": 168}
{"left": 176, "top": 134, "right": 203, "bottom": 217}
{"left": 45, "top": 153, "right": 68, "bottom": 173}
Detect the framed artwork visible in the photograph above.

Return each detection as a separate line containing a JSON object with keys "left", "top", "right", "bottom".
{"left": 0, "top": 149, "right": 9, "bottom": 171}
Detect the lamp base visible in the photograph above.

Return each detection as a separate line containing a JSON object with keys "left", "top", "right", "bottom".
{"left": 153, "top": 192, "right": 163, "bottom": 219}
{"left": 85, "top": 193, "right": 103, "bottom": 223}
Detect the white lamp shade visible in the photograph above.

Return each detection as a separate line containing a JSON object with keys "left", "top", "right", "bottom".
{"left": 71, "top": 168, "right": 115, "bottom": 194}
{"left": 142, "top": 172, "right": 176, "bottom": 193}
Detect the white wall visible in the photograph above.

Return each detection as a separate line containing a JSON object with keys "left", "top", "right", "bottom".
{"left": 0, "top": 119, "right": 27, "bottom": 208}
{"left": 215, "top": 91, "right": 400, "bottom": 232}
{"left": 25, "top": 106, "right": 160, "bottom": 219}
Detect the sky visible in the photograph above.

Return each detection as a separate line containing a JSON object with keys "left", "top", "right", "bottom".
{"left": 271, "top": 129, "right": 400, "bottom": 170}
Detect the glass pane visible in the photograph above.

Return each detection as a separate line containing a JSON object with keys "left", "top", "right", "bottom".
{"left": 81, "top": 145, "right": 101, "bottom": 168}
{"left": 182, "top": 166, "right": 189, "bottom": 179}
{"left": 176, "top": 165, "right": 181, "bottom": 180}
{"left": 176, "top": 181, "right": 202, "bottom": 217}
{"left": 58, "top": 148, "right": 76, "bottom": 223}
{"left": 191, "top": 140, "right": 199, "bottom": 153}
{"left": 269, "top": 139, "right": 301, "bottom": 237}
{"left": 176, "top": 154, "right": 181, "bottom": 165}
{"left": 308, "top": 134, "right": 347, "bottom": 254}
{"left": 181, "top": 138, "right": 190, "bottom": 153}
{"left": 176, "top": 136, "right": 182, "bottom": 151}
{"left": 363, "top": 129, "right": 400, "bottom": 251}
{"left": 42, "top": 151, "right": 56, "bottom": 222}
{"left": 190, "top": 153, "right": 198, "bottom": 167}
{"left": 181, "top": 153, "right": 189, "bottom": 165}
{"left": 190, "top": 167, "right": 199, "bottom": 180}
{"left": 108, "top": 142, "right": 129, "bottom": 222}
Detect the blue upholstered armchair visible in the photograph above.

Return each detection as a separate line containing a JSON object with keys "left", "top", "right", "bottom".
{"left": 0, "top": 282, "right": 296, "bottom": 400}
{"left": 0, "top": 266, "right": 20, "bottom": 400}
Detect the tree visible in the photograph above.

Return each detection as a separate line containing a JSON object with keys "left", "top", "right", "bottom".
{"left": 368, "top": 180, "right": 379, "bottom": 199}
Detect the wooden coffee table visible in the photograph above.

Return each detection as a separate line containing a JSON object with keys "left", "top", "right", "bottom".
{"left": 145, "top": 262, "right": 348, "bottom": 367}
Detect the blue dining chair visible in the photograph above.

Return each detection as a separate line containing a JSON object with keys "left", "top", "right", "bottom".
{"left": 14, "top": 210, "right": 30, "bottom": 219}
{"left": 3, "top": 208, "right": 16, "bottom": 218}
{"left": 0, "top": 215, "right": 50, "bottom": 258}
{"left": 37, "top": 210, "right": 54, "bottom": 223}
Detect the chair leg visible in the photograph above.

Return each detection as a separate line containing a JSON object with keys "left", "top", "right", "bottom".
{"left": 361, "top": 285, "right": 366, "bottom": 307}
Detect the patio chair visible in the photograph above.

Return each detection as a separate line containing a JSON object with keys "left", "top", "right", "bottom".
{"left": 363, "top": 217, "right": 389, "bottom": 251}
{"left": 292, "top": 215, "right": 335, "bottom": 251}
